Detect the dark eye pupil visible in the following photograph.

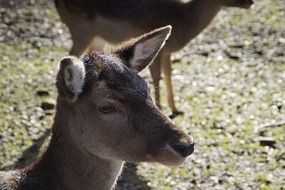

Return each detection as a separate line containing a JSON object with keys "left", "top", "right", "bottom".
{"left": 99, "top": 106, "right": 115, "bottom": 113}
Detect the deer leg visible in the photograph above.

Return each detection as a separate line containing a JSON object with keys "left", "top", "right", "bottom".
{"left": 70, "top": 36, "right": 93, "bottom": 57}
{"left": 149, "top": 55, "right": 162, "bottom": 109}
{"left": 87, "top": 37, "right": 107, "bottom": 53}
{"left": 161, "top": 54, "right": 183, "bottom": 118}
{"left": 69, "top": 30, "right": 95, "bottom": 57}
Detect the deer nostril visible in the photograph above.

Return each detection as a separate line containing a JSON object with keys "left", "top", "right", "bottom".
{"left": 241, "top": 0, "right": 253, "bottom": 5}
{"left": 246, "top": 0, "right": 253, "bottom": 4}
{"left": 169, "top": 141, "right": 195, "bottom": 157}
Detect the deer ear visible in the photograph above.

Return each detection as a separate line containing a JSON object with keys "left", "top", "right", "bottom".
{"left": 114, "top": 25, "right": 172, "bottom": 73}
{"left": 56, "top": 56, "right": 86, "bottom": 102}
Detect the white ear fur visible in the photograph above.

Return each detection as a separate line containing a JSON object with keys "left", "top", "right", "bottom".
{"left": 60, "top": 56, "right": 86, "bottom": 96}
{"left": 130, "top": 25, "right": 172, "bottom": 72}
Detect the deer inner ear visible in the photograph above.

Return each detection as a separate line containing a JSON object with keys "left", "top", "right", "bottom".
{"left": 113, "top": 25, "right": 172, "bottom": 73}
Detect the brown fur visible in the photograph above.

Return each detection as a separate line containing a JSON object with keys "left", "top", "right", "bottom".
{"left": 0, "top": 27, "right": 194, "bottom": 190}
{"left": 55, "top": 0, "right": 253, "bottom": 115}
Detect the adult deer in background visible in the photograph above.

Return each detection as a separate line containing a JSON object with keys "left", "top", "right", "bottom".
{"left": 0, "top": 26, "right": 195, "bottom": 190}
{"left": 55, "top": 0, "right": 254, "bottom": 117}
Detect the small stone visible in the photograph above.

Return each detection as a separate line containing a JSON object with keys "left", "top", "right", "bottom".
{"left": 36, "top": 90, "right": 49, "bottom": 96}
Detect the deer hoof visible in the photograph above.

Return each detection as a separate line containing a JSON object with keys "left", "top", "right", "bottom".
{"left": 169, "top": 111, "right": 184, "bottom": 119}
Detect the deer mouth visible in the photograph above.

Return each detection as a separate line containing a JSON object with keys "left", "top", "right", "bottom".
{"left": 147, "top": 141, "right": 195, "bottom": 166}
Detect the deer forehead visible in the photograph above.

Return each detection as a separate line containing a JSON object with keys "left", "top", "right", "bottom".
{"left": 91, "top": 77, "right": 148, "bottom": 103}
{"left": 81, "top": 52, "right": 149, "bottom": 102}
{"left": 84, "top": 51, "right": 125, "bottom": 71}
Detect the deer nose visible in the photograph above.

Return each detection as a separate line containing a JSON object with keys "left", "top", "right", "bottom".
{"left": 169, "top": 140, "right": 195, "bottom": 157}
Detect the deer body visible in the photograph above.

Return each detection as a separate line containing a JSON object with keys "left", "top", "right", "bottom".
{"left": 0, "top": 26, "right": 195, "bottom": 190}
{"left": 55, "top": 0, "right": 253, "bottom": 116}
{"left": 56, "top": 0, "right": 226, "bottom": 53}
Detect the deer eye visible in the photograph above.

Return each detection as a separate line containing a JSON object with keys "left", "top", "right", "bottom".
{"left": 99, "top": 105, "right": 115, "bottom": 114}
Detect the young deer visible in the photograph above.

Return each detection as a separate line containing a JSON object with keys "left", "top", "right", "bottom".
{"left": 54, "top": 0, "right": 254, "bottom": 117}
{"left": 0, "top": 26, "right": 195, "bottom": 190}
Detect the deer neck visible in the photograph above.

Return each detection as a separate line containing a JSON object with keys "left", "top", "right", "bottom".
{"left": 25, "top": 106, "right": 124, "bottom": 190}
{"left": 180, "top": 0, "right": 222, "bottom": 38}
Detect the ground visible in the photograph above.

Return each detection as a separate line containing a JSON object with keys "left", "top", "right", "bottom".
{"left": 0, "top": 0, "right": 284, "bottom": 189}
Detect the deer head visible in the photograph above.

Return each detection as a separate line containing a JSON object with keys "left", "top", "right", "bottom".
{"left": 56, "top": 26, "right": 194, "bottom": 166}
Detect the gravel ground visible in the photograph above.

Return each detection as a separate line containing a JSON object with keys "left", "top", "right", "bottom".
{"left": 0, "top": 0, "right": 284, "bottom": 189}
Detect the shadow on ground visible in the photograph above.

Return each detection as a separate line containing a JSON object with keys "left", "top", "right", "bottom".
{"left": 117, "top": 163, "right": 151, "bottom": 190}
{"left": 1, "top": 129, "right": 51, "bottom": 170}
